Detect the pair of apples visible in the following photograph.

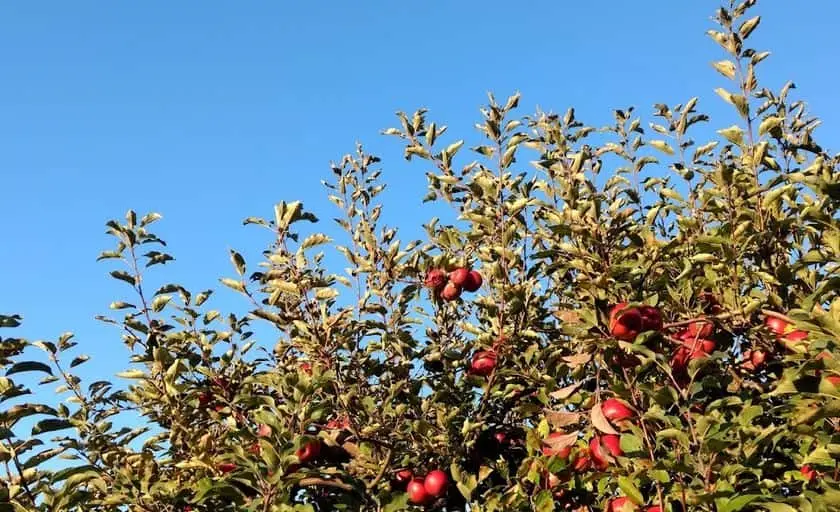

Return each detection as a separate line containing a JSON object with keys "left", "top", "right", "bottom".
{"left": 395, "top": 469, "right": 448, "bottom": 504}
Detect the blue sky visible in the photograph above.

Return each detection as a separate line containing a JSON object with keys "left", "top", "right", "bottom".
{"left": 1, "top": 2, "right": 839, "bottom": 388}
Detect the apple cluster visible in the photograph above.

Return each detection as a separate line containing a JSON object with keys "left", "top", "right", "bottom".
{"left": 424, "top": 267, "right": 482, "bottom": 302}
{"left": 393, "top": 468, "right": 449, "bottom": 505}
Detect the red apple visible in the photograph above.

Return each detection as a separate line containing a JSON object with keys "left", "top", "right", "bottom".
{"left": 699, "top": 292, "right": 722, "bottom": 314}
{"left": 826, "top": 375, "right": 840, "bottom": 387}
{"left": 300, "top": 362, "right": 313, "bottom": 375}
{"left": 198, "top": 392, "right": 212, "bottom": 406}
{"left": 671, "top": 342, "right": 711, "bottom": 372}
{"left": 424, "top": 268, "right": 447, "bottom": 290}
{"left": 571, "top": 452, "right": 591, "bottom": 472}
{"left": 494, "top": 431, "right": 509, "bottom": 445}
{"left": 407, "top": 478, "right": 429, "bottom": 504}
{"left": 801, "top": 465, "right": 817, "bottom": 481}
{"left": 295, "top": 440, "right": 321, "bottom": 463}
{"left": 783, "top": 329, "right": 808, "bottom": 344}
{"left": 680, "top": 337, "right": 716, "bottom": 354}
{"left": 449, "top": 268, "right": 470, "bottom": 287}
{"left": 440, "top": 282, "right": 462, "bottom": 301}
{"left": 741, "top": 349, "right": 768, "bottom": 371}
{"left": 325, "top": 416, "right": 351, "bottom": 430}
{"left": 639, "top": 306, "right": 663, "bottom": 332}
{"left": 463, "top": 270, "right": 483, "bottom": 292}
{"left": 590, "top": 435, "right": 622, "bottom": 470}
{"left": 602, "top": 398, "right": 634, "bottom": 422}
{"left": 609, "top": 303, "right": 643, "bottom": 341}
{"left": 394, "top": 468, "right": 413, "bottom": 487}
{"left": 217, "top": 462, "right": 237, "bottom": 474}
{"left": 424, "top": 469, "right": 448, "bottom": 497}
{"left": 470, "top": 350, "right": 497, "bottom": 376}
{"left": 764, "top": 315, "right": 790, "bottom": 335}
{"left": 683, "top": 319, "right": 714, "bottom": 339}
{"left": 608, "top": 497, "right": 639, "bottom": 511}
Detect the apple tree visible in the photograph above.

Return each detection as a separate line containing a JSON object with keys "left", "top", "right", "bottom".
{"left": 3, "top": 1, "right": 840, "bottom": 510}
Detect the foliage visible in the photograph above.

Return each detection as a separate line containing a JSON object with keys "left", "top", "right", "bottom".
{"left": 3, "top": 1, "right": 840, "bottom": 510}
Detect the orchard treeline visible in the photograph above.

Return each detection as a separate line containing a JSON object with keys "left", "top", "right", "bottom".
{"left": 3, "top": 1, "right": 840, "bottom": 511}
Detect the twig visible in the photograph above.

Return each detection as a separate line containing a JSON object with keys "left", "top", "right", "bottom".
{"left": 298, "top": 477, "right": 355, "bottom": 492}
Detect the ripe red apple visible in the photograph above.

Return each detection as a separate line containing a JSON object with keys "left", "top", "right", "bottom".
{"left": 394, "top": 468, "right": 413, "bottom": 487}
{"left": 783, "top": 329, "right": 808, "bottom": 344}
{"left": 680, "top": 337, "right": 716, "bottom": 354}
{"left": 257, "top": 424, "right": 272, "bottom": 437}
{"left": 571, "top": 452, "right": 591, "bottom": 472}
{"left": 217, "top": 462, "right": 237, "bottom": 474}
{"left": 407, "top": 478, "right": 429, "bottom": 504}
{"left": 608, "top": 497, "right": 639, "bottom": 511}
{"left": 699, "top": 292, "right": 722, "bottom": 314}
{"left": 590, "top": 435, "right": 622, "bottom": 470}
{"left": 801, "top": 464, "right": 817, "bottom": 481}
{"left": 741, "top": 349, "right": 768, "bottom": 370}
{"left": 325, "top": 416, "right": 351, "bottom": 430}
{"left": 424, "top": 469, "right": 448, "bottom": 497}
{"left": 295, "top": 440, "right": 321, "bottom": 463}
{"left": 602, "top": 398, "right": 634, "bottom": 422}
{"left": 300, "top": 362, "right": 313, "bottom": 375}
{"left": 463, "top": 270, "right": 483, "bottom": 292}
{"left": 449, "top": 268, "right": 470, "bottom": 287}
{"left": 826, "top": 375, "right": 840, "bottom": 387}
{"left": 609, "top": 303, "right": 643, "bottom": 341}
{"left": 671, "top": 342, "right": 711, "bottom": 372}
{"left": 470, "top": 350, "right": 497, "bottom": 376}
{"left": 424, "top": 268, "right": 447, "bottom": 290}
{"left": 440, "top": 282, "right": 462, "bottom": 301}
{"left": 764, "top": 315, "right": 790, "bottom": 335}
{"left": 683, "top": 319, "right": 714, "bottom": 339}
{"left": 198, "top": 392, "right": 212, "bottom": 406}
{"left": 639, "top": 306, "right": 663, "bottom": 332}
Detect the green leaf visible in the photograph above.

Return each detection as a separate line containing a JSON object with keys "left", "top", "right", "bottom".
{"left": 229, "top": 250, "right": 246, "bottom": 276}
{"left": 718, "top": 125, "right": 744, "bottom": 145}
{"left": 109, "top": 301, "right": 136, "bottom": 310}
{"left": 116, "top": 369, "right": 147, "bottom": 379}
{"left": 618, "top": 476, "right": 644, "bottom": 505}
{"left": 758, "top": 116, "right": 782, "bottom": 136}
{"left": 109, "top": 270, "right": 137, "bottom": 286}
{"left": 300, "top": 233, "right": 333, "bottom": 251}
{"left": 6, "top": 362, "right": 52, "bottom": 376}
{"left": 739, "top": 16, "right": 761, "bottom": 39}
{"left": 718, "top": 495, "right": 762, "bottom": 512}
{"left": 759, "top": 504, "right": 798, "bottom": 512}
{"left": 533, "top": 490, "right": 554, "bottom": 512}
{"left": 220, "top": 278, "right": 246, "bottom": 293}
{"left": 70, "top": 355, "right": 89, "bottom": 368}
{"left": 712, "top": 60, "right": 737, "bottom": 79}
{"left": 32, "top": 418, "right": 73, "bottom": 435}
{"left": 139, "top": 212, "right": 162, "bottom": 227}
{"left": 382, "top": 493, "right": 409, "bottom": 512}
{"left": 648, "top": 140, "right": 674, "bottom": 156}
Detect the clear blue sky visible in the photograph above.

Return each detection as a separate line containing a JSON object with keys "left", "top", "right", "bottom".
{"left": 1, "top": 2, "right": 839, "bottom": 386}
